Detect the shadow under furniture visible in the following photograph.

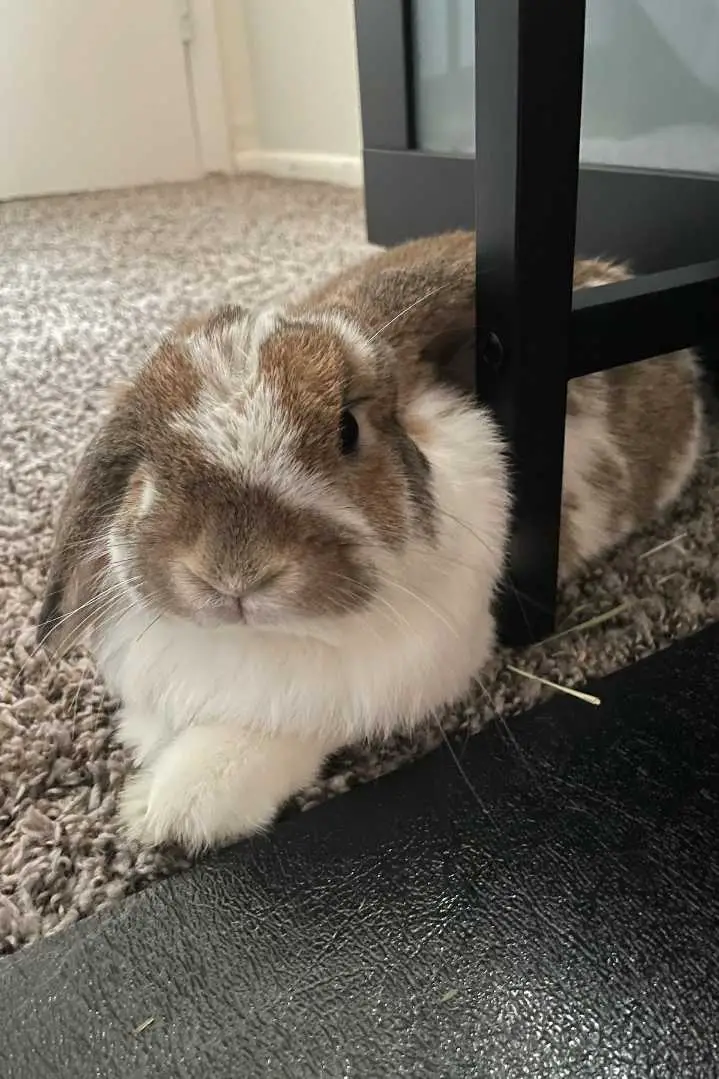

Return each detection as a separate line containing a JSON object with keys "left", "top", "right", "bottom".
{"left": 355, "top": 0, "right": 719, "bottom": 644}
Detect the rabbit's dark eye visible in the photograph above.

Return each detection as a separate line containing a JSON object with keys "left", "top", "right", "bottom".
{"left": 340, "top": 408, "right": 359, "bottom": 455}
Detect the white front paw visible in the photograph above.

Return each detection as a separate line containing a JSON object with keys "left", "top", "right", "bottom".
{"left": 119, "top": 724, "right": 328, "bottom": 853}
{"left": 118, "top": 753, "right": 272, "bottom": 853}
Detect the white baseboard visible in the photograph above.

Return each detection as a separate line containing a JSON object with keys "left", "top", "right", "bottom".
{"left": 234, "top": 150, "right": 364, "bottom": 188}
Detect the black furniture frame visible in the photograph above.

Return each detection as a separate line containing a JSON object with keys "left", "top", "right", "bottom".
{"left": 355, "top": 0, "right": 719, "bottom": 644}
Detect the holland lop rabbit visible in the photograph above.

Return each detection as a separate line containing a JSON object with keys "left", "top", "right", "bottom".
{"left": 38, "top": 232, "right": 702, "bottom": 851}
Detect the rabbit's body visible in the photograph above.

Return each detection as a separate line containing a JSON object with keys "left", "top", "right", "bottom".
{"left": 560, "top": 259, "right": 702, "bottom": 574}
{"left": 39, "top": 232, "right": 702, "bottom": 851}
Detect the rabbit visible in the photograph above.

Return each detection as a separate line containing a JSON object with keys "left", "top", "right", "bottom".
{"left": 37, "top": 231, "right": 703, "bottom": 852}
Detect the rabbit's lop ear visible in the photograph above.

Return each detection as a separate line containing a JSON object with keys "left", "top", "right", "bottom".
{"left": 345, "top": 231, "right": 477, "bottom": 366}
{"left": 38, "top": 399, "right": 140, "bottom": 654}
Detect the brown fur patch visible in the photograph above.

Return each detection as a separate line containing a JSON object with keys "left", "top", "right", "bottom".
{"left": 605, "top": 354, "right": 697, "bottom": 518}
{"left": 558, "top": 491, "right": 580, "bottom": 578}
{"left": 571, "top": 258, "right": 700, "bottom": 531}
{"left": 588, "top": 450, "right": 627, "bottom": 536}
{"left": 135, "top": 338, "right": 203, "bottom": 422}
{"left": 298, "top": 230, "right": 477, "bottom": 395}
{"left": 257, "top": 323, "right": 345, "bottom": 469}
{"left": 342, "top": 420, "right": 411, "bottom": 547}
{"left": 256, "top": 320, "right": 411, "bottom": 546}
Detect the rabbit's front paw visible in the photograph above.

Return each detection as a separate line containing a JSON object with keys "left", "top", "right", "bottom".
{"left": 119, "top": 724, "right": 329, "bottom": 853}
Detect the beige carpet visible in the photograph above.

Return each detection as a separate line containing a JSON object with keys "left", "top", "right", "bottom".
{"left": 1, "top": 174, "right": 718, "bottom": 955}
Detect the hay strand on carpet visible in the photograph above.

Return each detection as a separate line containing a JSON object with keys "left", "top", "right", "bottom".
{"left": 540, "top": 600, "right": 634, "bottom": 645}
{"left": 506, "top": 665, "right": 601, "bottom": 706}
{"left": 639, "top": 533, "right": 687, "bottom": 560}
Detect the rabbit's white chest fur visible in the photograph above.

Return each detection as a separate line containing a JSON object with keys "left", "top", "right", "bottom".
{"left": 97, "top": 388, "right": 509, "bottom": 848}
{"left": 101, "top": 562, "right": 493, "bottom": 758}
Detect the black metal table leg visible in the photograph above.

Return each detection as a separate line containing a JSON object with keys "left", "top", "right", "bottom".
{"left": 475, "top": 0, "right": 587, "bottom": 645}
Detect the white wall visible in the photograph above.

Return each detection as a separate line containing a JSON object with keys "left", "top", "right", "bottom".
{"left": 0, "top": 0, "right": 201, "bottom": 200}
{"left": 215, "top": 0, "right": 363, "bottom": 185}
{"left": 214, "top": 0, "right": 259, "bottom": 158}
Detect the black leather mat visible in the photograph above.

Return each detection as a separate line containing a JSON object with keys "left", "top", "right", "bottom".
{"left": 2, "top": 625, "right": 719, "bottom": 1079}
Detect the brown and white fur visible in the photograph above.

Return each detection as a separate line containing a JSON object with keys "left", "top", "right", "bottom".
{"left": 38, "top": 232, "right": 702, "bottom": 851}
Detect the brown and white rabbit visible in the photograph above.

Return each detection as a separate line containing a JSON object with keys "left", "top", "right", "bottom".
{"left": 38, "top": 232, "right": 702, "bottom": 851}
